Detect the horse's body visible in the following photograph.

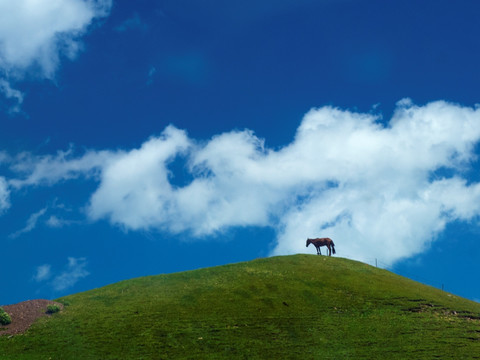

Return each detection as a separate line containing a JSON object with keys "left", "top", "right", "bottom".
{"left": 306, "top": 238, "right": 336, "bottom": 256}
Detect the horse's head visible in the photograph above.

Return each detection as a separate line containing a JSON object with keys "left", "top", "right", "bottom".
{"left": 306, "top": 239, "right": 311, "bottom": 247}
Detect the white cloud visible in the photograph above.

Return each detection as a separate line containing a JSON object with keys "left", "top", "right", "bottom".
{"left": 0, "top": 176, "right": 10, "bottom": 214}
{"left": 0, "top": 0, "right": 112, "bottom": 111}
{"left": 0, "top": 0, "right": 111, "bottom": 78}
{"left": 0, "top": 79, "right": 24, "bottom": 113}
{"left": 5, "top": 197, "right": 77, "bottom": 233}
{"left": 9, "top": 148, "right": 117, "bottom": 188}
{"left": 85, "top": 100, "right": 480, "bottom": 264}
{"left": 9, "top": 207, "right": 48, "bottom": 238}
{"left": 46, "top": 215, "right": 70, "bottom": 228}
{"left": 51, "top": 257, "right": 89, "bottom": 292}
{"left": 34, "top": 257, "right": 89, "bottom": 292}
{"left": 5, "top": 99, "right": 480, "bottom": 266}
{"left": 33, "top": 264, "right": 52, "bottom": 282}
{"left": 87, "top": 125, "right": 192, "bottom": 230}
{"left": 271, "top": 100, "right": 480, "bottom": 263}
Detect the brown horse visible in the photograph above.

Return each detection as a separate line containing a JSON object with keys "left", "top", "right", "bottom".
{"left": 306, "top": 238, "right": 336, "bottom": 256}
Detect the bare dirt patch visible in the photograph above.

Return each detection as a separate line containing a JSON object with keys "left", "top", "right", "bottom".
{"left": 0, "top": 299, "right": 63, "bottom": 336}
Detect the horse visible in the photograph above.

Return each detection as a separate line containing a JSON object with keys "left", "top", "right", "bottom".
{"left": 306, "top": 238, "right": 336, "bottom": 256}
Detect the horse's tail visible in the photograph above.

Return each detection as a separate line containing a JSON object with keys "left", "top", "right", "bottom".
{"left": 331, "top": 241, "right": 336, "bottom": 255}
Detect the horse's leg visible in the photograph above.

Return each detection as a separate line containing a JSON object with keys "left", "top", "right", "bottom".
{"left": 327, "top": 245, "right": 331, "bottom": 256}
{"left": 317, "top": 246, "right": 321, "bottom": 255}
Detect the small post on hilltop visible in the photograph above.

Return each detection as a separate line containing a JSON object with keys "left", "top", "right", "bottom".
{"left": 375, "top": 258, "right": 377, "bottom": 268}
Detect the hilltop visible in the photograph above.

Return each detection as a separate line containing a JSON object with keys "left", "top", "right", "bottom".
{"left": 1, "top": 255, "right": 480, "bottom": 359}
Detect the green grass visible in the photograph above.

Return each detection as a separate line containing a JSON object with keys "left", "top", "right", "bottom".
{"left": 2, "top": 255, "right": 480, "bottom": 359}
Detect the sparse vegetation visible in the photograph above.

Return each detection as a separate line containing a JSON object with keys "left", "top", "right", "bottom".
{"left": 46, "top": 305, "right": 61, "bottom": 314}
{"left": 0, "top": 307, "right": 11, "bottom": 326}
{"left": 1, "top": 255, "right": 480, "bottom": 359}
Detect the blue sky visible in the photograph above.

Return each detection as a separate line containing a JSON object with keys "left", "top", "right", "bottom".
{"left": 1, "top": 0, "right": 480, "bottom": 305}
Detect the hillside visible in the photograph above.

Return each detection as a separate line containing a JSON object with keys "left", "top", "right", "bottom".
{"left": 1, "top": 255, "right": 480, "bottom": 359}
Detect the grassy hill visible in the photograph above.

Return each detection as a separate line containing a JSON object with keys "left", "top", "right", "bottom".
{"left": 2, "top": 254, "right": 480, "bottom": 359}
